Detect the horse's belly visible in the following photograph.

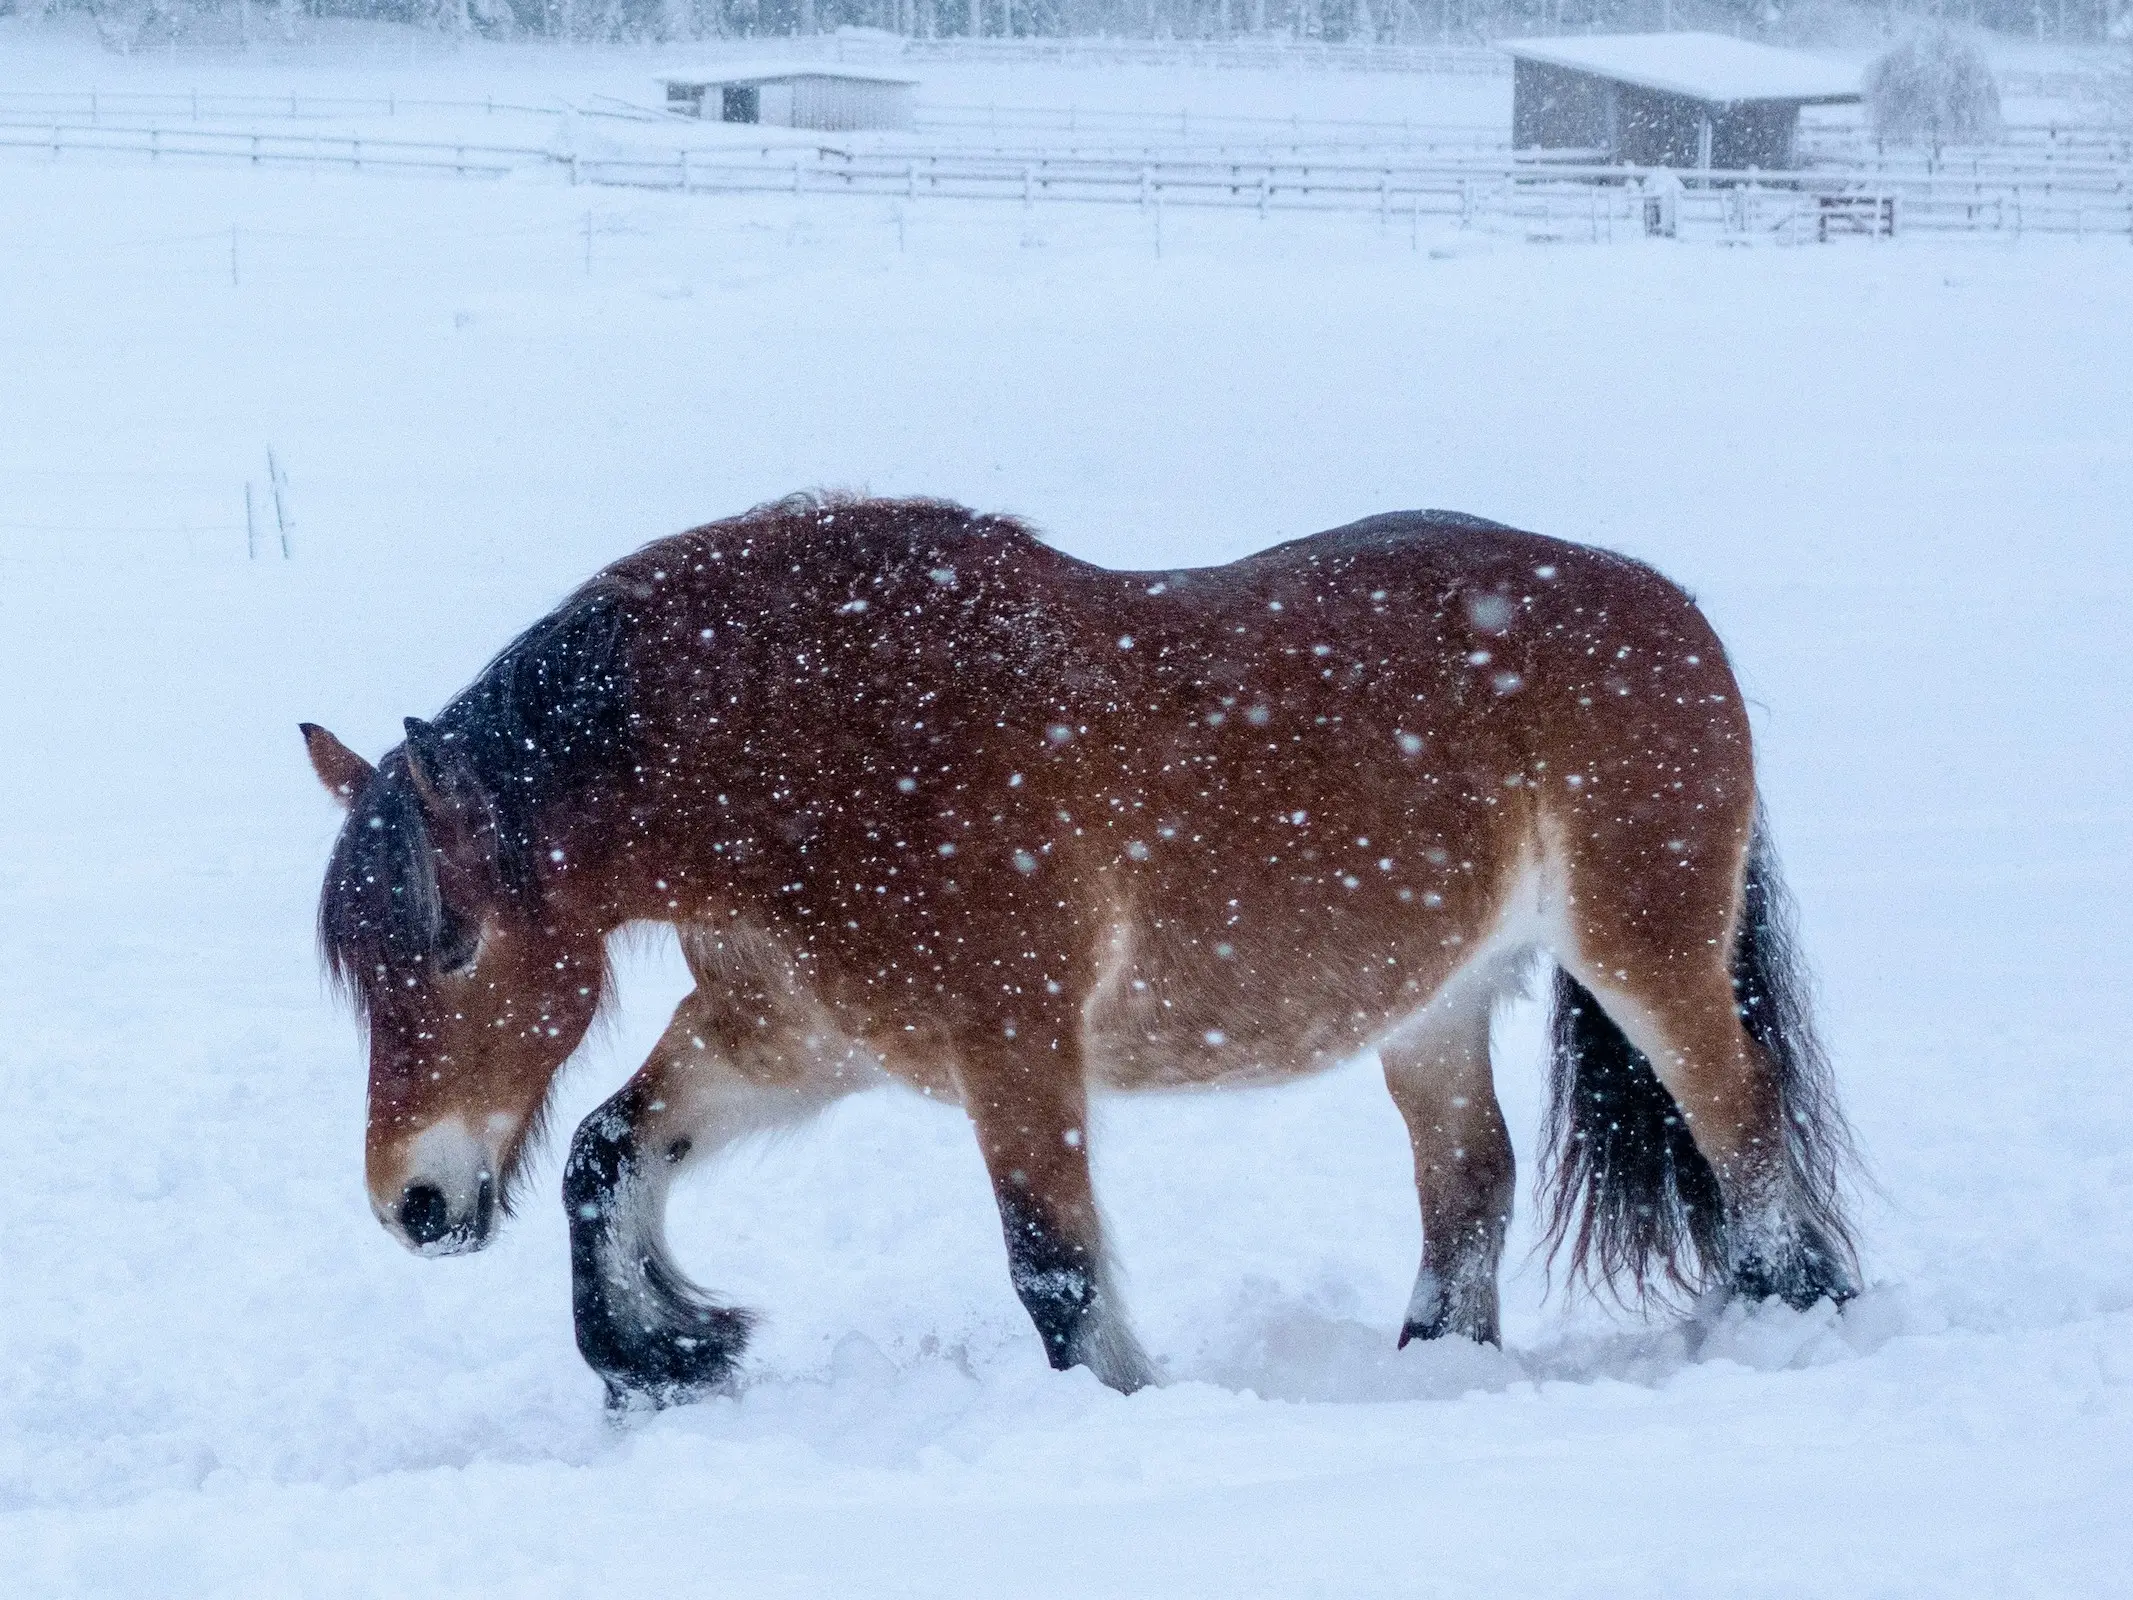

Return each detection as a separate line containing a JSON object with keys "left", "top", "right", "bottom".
{"left": 1079, "top": 937, "right": 1445, "bottom": 1092}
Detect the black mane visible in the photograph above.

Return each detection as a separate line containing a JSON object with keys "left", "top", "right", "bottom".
{"left": 319, "top": 584, "right": 634, "bottom": 999}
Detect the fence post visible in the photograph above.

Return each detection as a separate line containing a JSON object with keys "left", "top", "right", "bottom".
{"left": 267, "top": 449, "right": 291, "bottom": 559}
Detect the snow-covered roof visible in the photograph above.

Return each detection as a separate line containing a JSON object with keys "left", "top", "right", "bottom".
{"left": 1499, "top": 33, "right": 1861, "bottom": 105}
{"left": 657, "top": 64, "right": 917, "bottom": 90}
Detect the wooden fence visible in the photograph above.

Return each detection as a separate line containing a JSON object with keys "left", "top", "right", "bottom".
{"left": 0, "top": 88, "right": 561, "bottom": 122}
{"left": 0, "top": 86, "right": 1514, "bottom": 153}
{"left": 4, "top": 113, "right": 2128, "bottom": 242}
{"left": 1801, "top": 122, "right": 2133, "bottom": 167}
{"left": 1996, "top": 67, "right": 2117, "bottom": 100}
{"left": 0, "top": 121, "right": 543, "bottom": 177}
{"left": 579, "top": 144, "right": 2133, "bottom": 239}
{"left": 899, "top": 37, "right": 1509, "bottom": 74}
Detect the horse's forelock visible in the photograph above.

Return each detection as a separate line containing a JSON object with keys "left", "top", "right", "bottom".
{"left": 317, "top": 583, "right": 636, "bottom": 1012}
{"left": 319, "top": 752, "right": 448, "bottom": 1010}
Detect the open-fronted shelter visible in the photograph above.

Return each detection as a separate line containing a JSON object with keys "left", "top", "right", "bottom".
{"left": 1501, "top": 34, "right": 1861, "bottom": 170}
{"left": 659, "top": 67, "right": 917, "bottom": 133}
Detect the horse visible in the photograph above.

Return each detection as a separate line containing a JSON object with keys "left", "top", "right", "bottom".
{"left": 305, "top": 493, "right": 1858, "bottom": 1406}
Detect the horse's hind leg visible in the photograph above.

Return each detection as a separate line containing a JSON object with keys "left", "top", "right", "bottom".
{"left": 1382, "top": 966, "right": 1516, "bottom": 1347}
{"left": 1557, "top": 858, "right": 1856, "bottom": 1313}
{"left": 1569, "top": 959, "right": 1851, "bottom": 1309}
{"left": 564, "top": 986, "right": 870, "bottom": 1408}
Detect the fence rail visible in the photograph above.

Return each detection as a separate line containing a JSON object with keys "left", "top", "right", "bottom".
{"left": 1996, "top": 67, "right": 2117, "bottom": 100}
{"left": 10, "top": 85, "right": 2124, "bottom": 166}
{"left": 0, "top": 122, "right": 544, "bottom": 176}
{"left": 1802, "top": 123, "right": 2133, "bottom": 166}
{"left": 4, "top": 113, "right": 2127, "bottom": 241}
{"left": 0, "top": 88, "right": 562, "bottom": 122}
{"left": 0, "top": 85, "right": 1517, "bottom": 152}
{"left": 580, "top": 144, "right": 2133, "bottom": 238}
{"left": 900, "top": 37, "right": 1509, "bottom": 75}
{"left": 916, "top": 99, "right": 1510, "bottom": 145}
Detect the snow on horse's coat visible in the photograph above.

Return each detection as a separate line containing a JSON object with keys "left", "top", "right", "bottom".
{"left": 307, "top": 493, "right": 1857, "bottom": 1406}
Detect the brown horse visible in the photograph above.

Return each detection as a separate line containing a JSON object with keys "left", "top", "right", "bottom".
{"left": 306, "top": 494, "right": 1857, "bottom": 1406}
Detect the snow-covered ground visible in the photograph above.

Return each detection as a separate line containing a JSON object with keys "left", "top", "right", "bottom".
{"left": 0, "top": 16, "right": 1516, "bottom": 126}
{"left": 1, "top": 29, "right": 2130, "bottom": 1599}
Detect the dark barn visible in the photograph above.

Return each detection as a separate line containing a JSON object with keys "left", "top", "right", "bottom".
{"left": 1503, "top": 33, "right": 1861, "bottom": 171}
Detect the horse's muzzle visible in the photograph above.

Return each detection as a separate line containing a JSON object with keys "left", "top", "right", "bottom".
{"left": 390, "top": 1172, "right": 496, "bottom": 1256}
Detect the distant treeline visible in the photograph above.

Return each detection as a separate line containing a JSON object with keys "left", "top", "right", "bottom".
{"left": 31, "top": 0, "right": 2130, "bottom": 49}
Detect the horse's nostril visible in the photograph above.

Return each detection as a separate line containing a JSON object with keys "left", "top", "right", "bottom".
{"left": 400, "top": 1183, "right": 451, "bottom": 1246}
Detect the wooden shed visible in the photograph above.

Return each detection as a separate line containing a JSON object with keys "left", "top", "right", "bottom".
{"left": 1501, "top": 34, "right": 1861, "bottom": 171}
{"left": 658, "top": 67, "right": 917, "bottom": 134}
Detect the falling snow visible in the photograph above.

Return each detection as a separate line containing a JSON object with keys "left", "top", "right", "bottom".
{"left": 0, "top": 21, "right": 2128, "bottom": 1599}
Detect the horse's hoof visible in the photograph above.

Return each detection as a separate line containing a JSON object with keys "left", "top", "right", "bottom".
{"left": 1398, "top": 1269, "right": 1501, "bottom": 1348}
{"left": 580, "top": 1315, "right": 749, "bottom": 1407}
{"left": 1729, "top": 1245, "right": 1857, "bottom": 1313}
{"left": 600, "top": 1370, "right": 731, "bottom": 1416}
{"left": 1398, "top": 1323, "right": 1501, "bottom": 1349}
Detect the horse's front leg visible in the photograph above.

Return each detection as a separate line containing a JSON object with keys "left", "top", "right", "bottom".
{"left": 960, "top": 1035, "right": 1154, "bottom": 1394}
{"left": 563, "top": 987, "right": 862, "bottom": 1409}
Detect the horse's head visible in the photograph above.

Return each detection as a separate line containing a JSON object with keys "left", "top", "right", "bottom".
{"left": 303, "top": 720, "right": 605, "bottom": 1256}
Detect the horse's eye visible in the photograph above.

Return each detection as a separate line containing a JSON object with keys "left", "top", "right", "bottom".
{"left": 436, "top": 919, "right": 481, "bottom": 977}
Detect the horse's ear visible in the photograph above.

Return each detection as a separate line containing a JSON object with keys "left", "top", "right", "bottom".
{"left": 301, "top": 723, "right": 374, "bottom": 808}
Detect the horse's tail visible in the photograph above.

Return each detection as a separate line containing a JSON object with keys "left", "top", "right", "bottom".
{"left": 1540, "top": 804, "right": 1860, "bottom": 1302}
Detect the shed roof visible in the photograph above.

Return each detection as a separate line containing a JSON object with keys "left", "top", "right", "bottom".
{"left": 658, "top": 64, "right": 918, "bottom": 90}
{"left": 1498, "top": 33, "right": 1861, "bottom": 105}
